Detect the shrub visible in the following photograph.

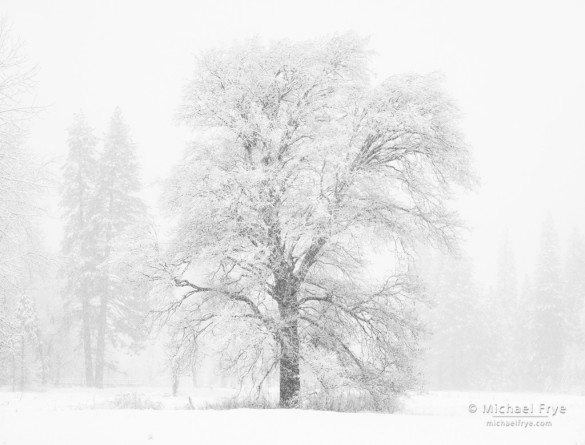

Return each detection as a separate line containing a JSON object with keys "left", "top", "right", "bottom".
{"left": 199, "top": 397, "right": 278, "bottom": 410}
{"left": 110, "top": 392, "right": 162, "bottom": 410}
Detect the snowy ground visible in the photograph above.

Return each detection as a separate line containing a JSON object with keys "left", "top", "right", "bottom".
{"left": 1, "top": 387, "right": 584, "bottom": 445}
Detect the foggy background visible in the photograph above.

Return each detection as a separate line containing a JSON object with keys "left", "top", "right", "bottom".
{"left": 4, "top": 0, "right": 585, "bottom": 283}
{"left": 1, "top": 0, "right": 584, "bottom": 392}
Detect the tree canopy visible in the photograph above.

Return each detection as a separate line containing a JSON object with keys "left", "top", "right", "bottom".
{"left": 152, "top": 34, "right": 473, "bottom": 409}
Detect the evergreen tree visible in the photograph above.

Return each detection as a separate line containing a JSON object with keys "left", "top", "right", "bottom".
{"left": 60, "top": 111, "right": 100, "bottom": 387}
{"left": 92, "top": 108, "right": 148, "bottom": 387}
{"left": 516, "top": 275, "right": 534, "bottom": 390}
{"left": 560, "top": 228, "right": 585, "bottom": 390}
{"left": 489, "top": 230, "right": 521, "bottom": 390}
{"left": 563, "top": 229, "right": 585, "bottom": 337}
{"left": 495, "top": 230, "right": 518, "bottom": 304}
{"left": 421, "top": 252, "right": 486, "bottom": 390}
{"left": 530, "top": 216, "right": 565, "bottom": 390}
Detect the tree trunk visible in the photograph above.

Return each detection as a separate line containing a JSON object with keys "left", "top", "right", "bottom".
{"left": 38, "top": 340, "right": 48, "bottom": 386}
{"left": 11, "top": 352, "right": 16, "bottom": 392}
{"left": 81, "top": 293, "right": 94, "bottom": 387}
{"left": 95, "top": 204, "right": 114, "bottom": 389}
{"left": 94, "top": 294, "right": 108, "bottom": 388}
{"left": 54, "top": 352, "right": 61, "bottom": 386}
{"left": 172, "top": 371, "right": 179, "bottom": 396}
{"left": 191, "top": 361, "right": 197, "bottom": 388}
{"left": 19, "top": 335, "right": 25, "bottom": 391}
{"left": 278, "top": 304, "right": 300, "bottom": 408}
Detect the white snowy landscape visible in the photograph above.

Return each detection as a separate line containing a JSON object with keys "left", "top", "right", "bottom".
{"left": 1, "top": 0, "right": 585, "bottom": 444}
{"left": 1, "top": 388, "right": 585, "bottom": 444}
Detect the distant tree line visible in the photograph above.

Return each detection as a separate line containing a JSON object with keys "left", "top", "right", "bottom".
{"left": 422, "top": 217, "right": 585, "bottom": 393}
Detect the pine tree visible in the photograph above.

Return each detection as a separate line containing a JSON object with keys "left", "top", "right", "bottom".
{"left": 92, "top": 108, "right": 148, "bottom": 388}
{"left": 60, "top": 111, "right": 100, "bottom": 387}
{"left": 489, "top": 230, "right": 521, "bottom": 390}
{"left": 530, "top": 216, "right": 565, "bottom": 390}
{"left": 495, "top": 230, "right": 518, "bottom": 304}
{"left": 564, "top": 229, "right": 585, "bottom": 338}
{"left": 560, "top": 228, "right": 585, "bottom": 390}
{"left": 421, "top": 252, "right": 486, "bottom": 390}
{"left": 516, "top": 275, "right": 534, "bottom": 390}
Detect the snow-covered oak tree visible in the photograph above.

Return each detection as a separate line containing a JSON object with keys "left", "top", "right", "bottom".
{"left": 158, "top": 35, "right": 473, "bottom": 409}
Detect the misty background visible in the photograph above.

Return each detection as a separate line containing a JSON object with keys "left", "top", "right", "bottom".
{"left": 1, "top": 0, "right": 584, "bottom": 396}
{"left": 5, "top": 0, "right": 584, "bottom": 282}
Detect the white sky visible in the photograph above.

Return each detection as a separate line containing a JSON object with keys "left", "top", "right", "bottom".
{"left": 2, "top": 0, "right": 585, "bottom": 287}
